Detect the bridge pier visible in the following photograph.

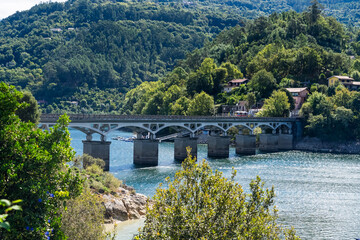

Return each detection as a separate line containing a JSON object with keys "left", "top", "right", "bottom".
{"left": 174, "top": 137, "right": 197, "bottom": 161}
{"left": 133, "top": 139, "right": 158, "bottom": 166}
{"left": 83, "top": 140, "right": 111, "bottom": 171}
{"left": 278, "top": 134, "right": 293, "bottom": 150}
{"left": 235, "top": 134, "right": 256, "bottom": 155}
{"left": 208, "top": 136, "right": 230, "bottom": 158}
{"left": 259, "top": 134, "right": 279, "bottom": 152}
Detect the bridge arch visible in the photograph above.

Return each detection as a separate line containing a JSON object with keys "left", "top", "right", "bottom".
{"left": 275, "top": 123, "right": 292, "bottom": 134}
{"left": 108, "top": 124, "right": 153, "bottom": 135}
{"left": 226, "top": 123, "right": 253, "bottom": 134}
{"left": 156, "top": 124, "right": 194, "bottom": 135}
{"left": 194, "top": 124, "right": 226, "bottom": 134}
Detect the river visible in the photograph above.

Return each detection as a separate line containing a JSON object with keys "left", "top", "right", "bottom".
{"left": 69, "top": 129, "right": 360, "bottom": 240}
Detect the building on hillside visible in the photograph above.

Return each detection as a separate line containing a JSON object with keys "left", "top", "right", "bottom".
{"left": 50, "top": 28, "right": 62, "bottom": 33}
{"left": 219, "top": 100, "right": 263, "bottom": 117}
{"left": 220, "top": 101, "right": 248, "bottom": 116}
{"left": 328, "top": 75, "right": 360, "bottom": 91}
{"left": 223, "top": 79, "right": 249, "bottom": 93}
{"left": 285, "top": 87, "right": 309, "bottom": 110}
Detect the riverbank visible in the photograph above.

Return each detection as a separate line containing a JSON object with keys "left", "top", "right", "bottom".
{"left": 295, "top": 137, "right": 360, "bottom": 154}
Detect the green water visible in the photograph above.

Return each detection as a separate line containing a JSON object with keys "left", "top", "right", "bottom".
{"left": 70, "top": 130, "right": 360, "bottom": 239}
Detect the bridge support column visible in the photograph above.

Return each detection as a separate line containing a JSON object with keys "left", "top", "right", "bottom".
{"left": 278, "top": 134, "right": 293, "bottom": 150}
{"left": 259, "top": 134, "right": 278, "bottom": 152}
{"left": 174, "top": 137, "right": 197, "bottom": 161}
{"left": 208, "top": 136, "right": 230, "bottom": 158}
{"left": 83, "top": 140, "right": 111, "bottom": 171}
{"left": 235, "top": 135, "right": 256, "bottom": 155}
{"left": 133, "top": 139, "right": 158, "bottom": 166}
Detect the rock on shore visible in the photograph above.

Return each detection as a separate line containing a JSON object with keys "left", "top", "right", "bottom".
{"left": 101, "top": 185, "right": 148, "bottom": 223}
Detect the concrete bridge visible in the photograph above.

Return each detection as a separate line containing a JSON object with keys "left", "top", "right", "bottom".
{"left": 40, "top": 114, "right": 302, "bottom": 170}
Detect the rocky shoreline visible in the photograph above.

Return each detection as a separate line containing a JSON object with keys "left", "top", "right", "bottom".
{"left": 101, "top": 185, "right": 148, "bottom": 224}
{"left": 295, "top": 137, "right": 360, "bottom": 154}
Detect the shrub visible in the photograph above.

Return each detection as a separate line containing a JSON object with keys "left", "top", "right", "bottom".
{"left": 103, "top": 173, "right": 122, "bottom": 192}
{"left": 0, "top": 83, "right": 83, "bottom": 239}
{"left": 87, "top": 164, "right": 104, "bottom": 176}
{"left": 60, "top": 189, "right": 106, "bottom": 240}
{"left": 82, "top": 154, "right": 106, "bottom": 169}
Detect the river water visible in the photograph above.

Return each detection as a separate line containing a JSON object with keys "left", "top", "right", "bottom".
{"left": 69, "top": 130, "right": 360, "bottom": 240}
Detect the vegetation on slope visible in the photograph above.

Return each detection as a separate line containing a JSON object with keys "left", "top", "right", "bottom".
{"left": 123, "top": 2, "right": 358, "bottom": 114}
{"left": 0, "top": 0, "right": 247, "bottom": 112}
{"left": 1, "top": 0, "right": 360, "bottom": 114}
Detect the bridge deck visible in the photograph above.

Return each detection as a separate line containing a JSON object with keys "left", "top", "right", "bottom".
{"left": 40, "top": 114, "right": 300, "bottom": 123}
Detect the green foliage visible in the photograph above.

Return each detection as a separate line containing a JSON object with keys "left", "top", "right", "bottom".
{"left": 248, "top": 70, "right": 278, "bottom": 99}
{"left": 257, "top": 90, "right": 291, "bottom": 117}
{"left": 2, "top": 0, "right": 360, "bottom": 115}
{"left": 15, "top": 91, "right": 41, "bottom": 124}
{"left": 60, "top": 189, "right": 106, "bottom": 240}
{"left": 170, "top": 96, "right": 191, "bottom": 115}
{"left": 79, "top": 155, "right": 122, "bottom": 193}
{"left": 187, "top": 58, "right": 216, "bottom": 95}
{"left": 135, "top": 150, "right": 299, "bottom": 239}
{"left": 280, "top": 88, "right": 296, "bottom": 111}
{"left": 75, "top": 154, "right": 106, "bottom": 170}
{"left": 0, "top": 0, "right": 247, "bottom": 113}
{"left": 0, "top": 83, "right": 83, "bottom": 239}
{"left": 300, "top": 88, "right": 360, "bottom": 140}
{"left": 0, "top": 199, "right": 22, "bottom": 231}
{"left": 187, "top": 91, "right": 215, "bottom": 116}
{"left": 246, "top": 92, "right": 257, "bottom": 110}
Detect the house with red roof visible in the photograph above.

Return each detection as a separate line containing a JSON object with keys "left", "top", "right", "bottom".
{"left": 223, "top": 79, "right": 249, "bottom": 93}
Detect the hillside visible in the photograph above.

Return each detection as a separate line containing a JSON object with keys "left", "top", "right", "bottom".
{"left": 0, "top": 0, "right": 360, "bottom": 114}
{"left": 122, "top": 2, "right": 360, "bottom": 116}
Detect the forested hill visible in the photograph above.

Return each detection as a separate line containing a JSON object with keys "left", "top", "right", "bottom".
{"left": 121, "top": 2, "right": 360, "bottom": 117}
{"left": 1, "top": 0, "right": 360, "bottom": 114}
{"left": 0, "top": 0, "right": 243, "bottom": 99}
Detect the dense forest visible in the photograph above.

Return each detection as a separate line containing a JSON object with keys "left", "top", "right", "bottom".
{"left": 0, "top": 0, "right": 246, "bottom": 112}
{"left": 1, "top": 0, "right": 360, "bottom": 114}
{"left": 122, "top": 1, "right": 359, "bottom": 113}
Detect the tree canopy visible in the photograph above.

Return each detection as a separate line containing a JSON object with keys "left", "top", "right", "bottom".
{"left": 257, "top": 90, "right": 291, "bottom": 117}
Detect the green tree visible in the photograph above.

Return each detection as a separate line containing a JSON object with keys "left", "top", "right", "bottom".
{"left": 135, "top": 151, "right": 299, "bottom": 239}
{"left": 248, "top": 70, "right": 278, "bottom": 99}
{"left": 280, "top": 88, "right": 296, "bottom": 111}
{"left": 170, "top": 96, "right": 191, "bottom": 115}
{"left": 246, "top": 92, "right": 257, "bottom": 111}
{"left": 306, "top": 0, "right": 323, "bottom": 25}
{"left": 257, "top": 90, "right": 291, "bottom": 117}
{"left": 15, "top": 91, "right": 41, "bottom": 124}
{"left": 0, "top": 83, "right": 83, "bottom": 240}
{"left": 187, "top": 58, "right": 216, "bottom": 95}
{"left": 220, "top": 62, "right": 243, "bottom": 81}
{"left": 187, "top": 91, "right": 214, "bottom": 116}
{"left": 300, "top": 92, "right": 333, "bottom": 120}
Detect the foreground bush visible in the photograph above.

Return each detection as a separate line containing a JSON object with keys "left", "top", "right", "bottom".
{"left": 135, "top": 149, "right": 299, "bottom": 240}
{"left": 60, "top": 189, "right": 106, "bottom": 240}
{"left": 0, "top": 83, "right": 83, "bottom": 239}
